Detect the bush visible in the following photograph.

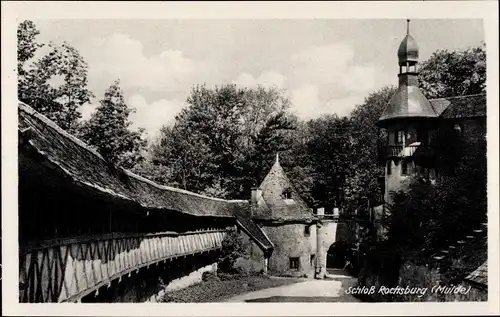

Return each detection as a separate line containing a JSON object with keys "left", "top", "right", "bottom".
{"left": 384, "top": 131, "right": 486, "bottom": 262}
{"left": 217, "top": 228, "right": 248, "bottom": 274}
{"left": 202, "top": 271, "right": 219, "bottom": 282}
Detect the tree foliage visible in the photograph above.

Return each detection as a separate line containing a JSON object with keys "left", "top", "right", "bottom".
{"left": 18, "top": 20, "right": 94, "bottom": 134}
{"left": 79, "top": 80, "right": 146, "bottom": 169}
{"left": 139, "top": 84, "right": 295, "bottom": 198}
{"left": 303, "top": 115, "right": 353, "bottom": 207}
{"left": 344, "top": 86, "right": 396, "bottom": 212}
{"left": 18, "top": 19, "right": 487, "bottom": 233}
{"left": 17, "top": 20, "right": 43, "bottom": 76}
{"left": 418, "top": 44, "right": 486, "bottom": 99}
{"left": 218, "top": 228, "right": 247, "bottom": 273}
{"left": 385, "top": 129, "right": 486, "bottom": 262}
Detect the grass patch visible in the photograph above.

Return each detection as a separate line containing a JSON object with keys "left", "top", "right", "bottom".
{"left": 158, "top": 274, "right": 302, "bottom": 302}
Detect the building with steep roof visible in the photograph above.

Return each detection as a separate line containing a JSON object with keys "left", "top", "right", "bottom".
{"left": 239, "top": 154, "right": 359, "bottom": 277}
{"left": 245, "top": 154, "right": 318, "bottom": 276}
{"left": 18, "top": 101, "right": 275, "bottom": 302}
{"left": 376, "top": 20, "right": 486, "bottom": 204}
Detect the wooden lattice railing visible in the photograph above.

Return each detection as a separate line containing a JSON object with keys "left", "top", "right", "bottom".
{"left": 19, "top": 229, "right": 227, "bottom": 303}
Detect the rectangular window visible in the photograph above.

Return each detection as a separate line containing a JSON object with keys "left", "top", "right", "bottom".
{"left": 304, "top": 225, "right": 310, "bottom": 236}
{"left": 401, "top": 161, "right": 409, "bottom": 175}
{"left": 310, "top": 254, "right": 316, "bottom": 266}
{"left": 387, "top": 161, "right": 392, "bottom": 175}
{"left": 397, "top": 130, "right": 405, "bottom": 144}
{"left": 289, "top": 257, "right": 299, "bottom": 270}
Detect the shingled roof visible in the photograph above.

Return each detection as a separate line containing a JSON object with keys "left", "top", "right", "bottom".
{"left": 18, "top": 102, "right": 274, "bottom": 252}
{"left": 430, "top": 93, "right": 486, "bottom": 119}
{"left": 378, "top": 85, "right": 437, "bottom": 125}
{"left": 233, "top": 208, "right": 274, "bottom": 252}
{"left": 253, "top": 155, "right": 312, "bottom": 220}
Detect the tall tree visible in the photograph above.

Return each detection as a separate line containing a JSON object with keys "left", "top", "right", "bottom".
{"left": 17, "top": 20, "right": 43, "bottom": 77}
{"left": 418, "top": 44, "right": 486, "bottom": 99}
{"left": 79, "top": 80, "right": 146, "bottom": 169}
{"left": 344, "top": 86, "right": 396, "bottom": 212}
{"left": 142, "top": 84, "right": 295, "bottom": 198}
{"left": 301, "top": 115, "right": 353, "bottom": 208}
{"left": 17, "top": 20, "right": 94, "bottom": 133}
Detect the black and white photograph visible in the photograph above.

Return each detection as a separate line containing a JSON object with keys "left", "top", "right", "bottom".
{"left": 2, "top": 1, "right": 499, "bottom": 316}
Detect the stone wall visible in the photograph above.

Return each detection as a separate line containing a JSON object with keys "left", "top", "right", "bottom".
{"left": 241, "top": 219, "right": 359, "bottom": 277}
{"left": 316, "top": 221, "right": 357, "bottom": 268}
{"left": 261, "top": 223, "right": 316, "bottom": 277}
{"left": 238, "top": 230, "right": 265, "bottom": 273}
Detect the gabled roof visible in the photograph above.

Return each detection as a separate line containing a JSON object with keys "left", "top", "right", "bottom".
{"left": 233, "top": 208, "right": 274, "bottom": 252}
{"left": 377, "top": 92, "right": 486, "bottom": 127}
{"left": 430, "top": 93, "right": 486, "bottom": 119}
{"left": 19, "top": 101, "right": 275, "bottom": 253}
{"left": 19, "top": 102, "right": 244, "bottom": 218}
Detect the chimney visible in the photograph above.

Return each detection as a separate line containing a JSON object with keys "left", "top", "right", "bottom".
{"left": 333, "top": 207, "right": 339, "bottom": 216}
{"left": 251, "top": 187, "right": 262, "bottom": 205}
{"left": 316, "top": 207, "right": 325, "bottom": 216}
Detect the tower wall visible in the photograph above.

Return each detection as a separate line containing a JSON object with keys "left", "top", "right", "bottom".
{"left": 260, "top": 222, "right": 317, "bottom": 277}
{"left": 315, "top": 221, "right": 337, "bottom": 278}
{"left": 315, "top": 220, "right": 358, "bottom": 278}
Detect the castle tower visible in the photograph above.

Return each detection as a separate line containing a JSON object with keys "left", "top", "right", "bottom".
{"left": 376, "top": 20, "right": 438, "bottom": 204}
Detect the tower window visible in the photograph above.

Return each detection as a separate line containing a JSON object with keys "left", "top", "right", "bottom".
{"left": 397, "top": 130, "right": 405, "bottom": 144}
{"left": 416, "top": 129, "right": 428, "bottom": 143}
{"left": 387, "top": 161, "right": 392, "bottom": 175}
{"left": 401, "top": 160, "right": 410, "bottom": 176}
{"left": 289, "top": 257, "right": 299, "bottom": 270}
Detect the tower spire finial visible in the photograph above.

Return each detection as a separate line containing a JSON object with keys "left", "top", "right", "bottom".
{"left": 275, "top": 152, "right": 279, "bottom": 164}
{"left": 406, "top": 19, "right": 410, "bottom": 35}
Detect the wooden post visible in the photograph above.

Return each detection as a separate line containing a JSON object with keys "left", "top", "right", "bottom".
{"left": 263, "top": 256, "right": 268, "bottom": 275}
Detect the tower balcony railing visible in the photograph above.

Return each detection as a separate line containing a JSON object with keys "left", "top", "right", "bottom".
{"left": 379, "top": 144, "right": 435, "bottom": 159}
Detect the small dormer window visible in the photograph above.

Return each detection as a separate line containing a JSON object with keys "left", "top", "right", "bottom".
{"left": 282, "top": 188, "right": 293, "bottom": 200}
{"left": 453, "top": 124, "right": 463, "bottom": 137}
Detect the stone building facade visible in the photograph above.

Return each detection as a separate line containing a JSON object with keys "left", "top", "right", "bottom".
{"left": 239, "top": 155, "right": 358, "bottom": 277}
{"left": 376, "top": 20, "right": 486, "bottom": 204}
{"left": 246, "top": 154, "right": 317, "bottom": 277}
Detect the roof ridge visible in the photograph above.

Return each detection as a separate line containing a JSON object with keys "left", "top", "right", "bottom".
{"left": 124, "top": 169, "right": 249, "bottom": 204}
{"left": 258, "top": 158, "right": 286, "bottom": 189}
{"left": 19, "top": 101, "right": 107, "bottom": 162}
{"left": 429, "top": 93, "right": 486, "bottom": 102}
{"left": 19, "top": 101, "right": 247, "bottom": 205}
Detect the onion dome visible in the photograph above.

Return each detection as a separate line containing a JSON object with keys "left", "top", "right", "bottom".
{"left": 397, "top": 20, "right": 419, "bottom": 65}
{"left": 376, "top": 19, "right": 436, "bottom": 127}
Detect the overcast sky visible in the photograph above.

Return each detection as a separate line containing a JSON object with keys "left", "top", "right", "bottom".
{"left": 33, "top": 19, "right": 484, "bottom": 138}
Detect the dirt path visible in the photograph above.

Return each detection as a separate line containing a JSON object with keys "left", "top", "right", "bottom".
{"left": 225, "top": 270, "right": 360, "bottom": 302}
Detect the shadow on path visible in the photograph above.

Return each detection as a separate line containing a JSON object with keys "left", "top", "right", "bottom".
{"left": 245, "top": 295, "right": 361, "bottom": 302}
